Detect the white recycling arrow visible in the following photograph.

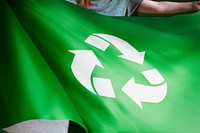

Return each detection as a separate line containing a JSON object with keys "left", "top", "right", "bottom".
{"left": 122, "top": 78, "right": 167, "bottom": 109}
{"left": 85, "top": 34, "right": 145, "bottom": 65}
{"left": 122, "top": 69, "right": 167, "bottom": 109}
{"left": 93, "top": 77, "right": 116, "bottom": 98}
{"left": 69, "top": 50, "right": 104, "bottom": 94}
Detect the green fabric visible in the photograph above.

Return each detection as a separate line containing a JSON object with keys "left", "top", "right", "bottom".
{"left": 1, "top": 0, "right": 200, "bottom": 132}
{"left": 0, "top": 0, "right": 83, "bottom": 129}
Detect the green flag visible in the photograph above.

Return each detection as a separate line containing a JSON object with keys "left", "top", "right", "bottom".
{"left": 0, "top": 0, "right": 83, "bottom": 129}
{"left": 1, "top": 0, "right": 200, "bottom": 132}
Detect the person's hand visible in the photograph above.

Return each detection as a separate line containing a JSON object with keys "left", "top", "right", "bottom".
{"left": 193, "top": 1, "right": 200, "bottom": 10}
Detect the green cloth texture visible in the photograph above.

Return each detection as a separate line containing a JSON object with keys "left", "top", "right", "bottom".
{"left": 1, "top": 0, "right": 200, "bottom": 132}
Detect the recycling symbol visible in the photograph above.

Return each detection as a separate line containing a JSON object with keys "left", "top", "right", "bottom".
{"left": 69, "top": 34, "right": 167, "bottom": 109}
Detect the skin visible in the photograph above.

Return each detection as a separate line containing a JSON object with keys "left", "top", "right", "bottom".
{"left": 138, "top": 0, "right": 200, "bottom": 14}
{"left": 78, "top": 0, "right": 91, "bottom": 9}
{"left": 78, "top": 0, "right": 200, "bottom": 15}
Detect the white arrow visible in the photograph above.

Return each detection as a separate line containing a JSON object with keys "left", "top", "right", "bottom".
{"left": 122, "top": 78, "right": 167, "bottom": 109}
{"left": 85, "top": 34, "right": 145, "bottom": 64}
{"left": 93, "top": 77, "right": 116, "bottom": 98}
{"left": 69, "top": 50, "right": 104, "bottom": 94}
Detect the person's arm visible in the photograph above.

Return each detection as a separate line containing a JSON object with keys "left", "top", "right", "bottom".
{"left": 138, "top": 0, "right": 200, "bottom": 14}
